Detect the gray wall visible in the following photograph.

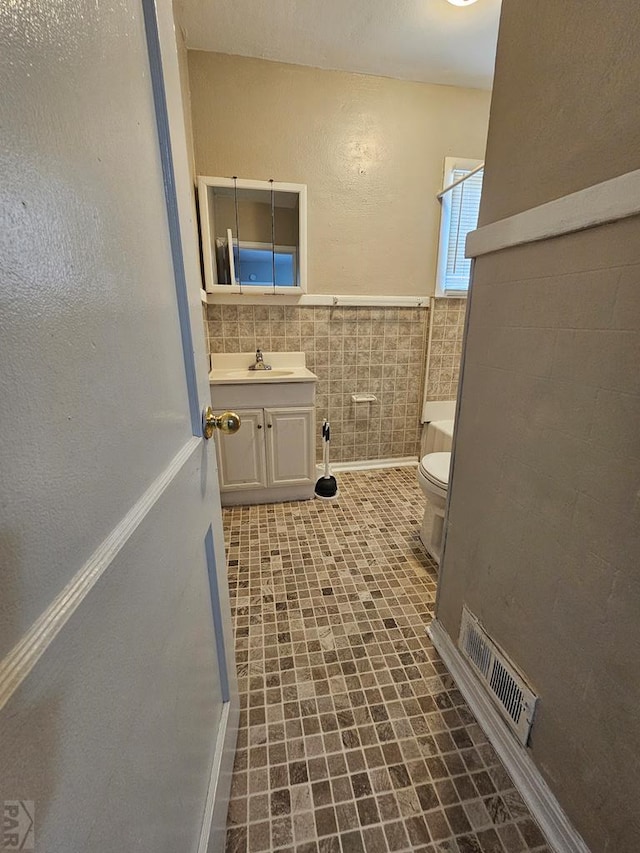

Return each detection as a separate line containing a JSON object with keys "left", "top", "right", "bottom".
{"left": 479, "top": 0, "right": 640, "bottom": 224}
{"left": 437, "top": 2, "right": 640, "bottom": 850}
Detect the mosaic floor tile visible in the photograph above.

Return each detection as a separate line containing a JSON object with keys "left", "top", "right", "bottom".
{"left": 224, "top": 468, "right": 551, "bottom": 853}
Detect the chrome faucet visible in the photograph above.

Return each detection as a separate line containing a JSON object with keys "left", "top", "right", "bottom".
{"left": 249, "top": 348, "right": 272, "bottom": 371}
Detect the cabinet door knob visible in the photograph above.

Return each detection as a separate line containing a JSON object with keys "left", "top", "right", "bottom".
{"left": 267, "top": 423, "right": 273, "bottom": 428}
{"left": 257, "top": 423, "right": 263, "bottom": 429}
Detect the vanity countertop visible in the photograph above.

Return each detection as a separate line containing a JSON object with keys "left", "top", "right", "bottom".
{"left": 209, "top": 352, "right": 318, "bottom": 385}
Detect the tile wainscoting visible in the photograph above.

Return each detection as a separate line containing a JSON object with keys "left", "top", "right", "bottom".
{"left": 425, "top": 299, "right": 466, "bottom": 403}
{"left": 205, "top": 304, "right": 429, "bottom": 463}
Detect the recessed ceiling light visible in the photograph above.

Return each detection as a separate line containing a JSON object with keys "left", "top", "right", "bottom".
{"left": 446, "top": 0, "right": 479, "bottom": 6}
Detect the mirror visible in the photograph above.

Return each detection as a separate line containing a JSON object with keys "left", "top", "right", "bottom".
{"left": 197, "top": 177, "right": 307, "bottom": 293}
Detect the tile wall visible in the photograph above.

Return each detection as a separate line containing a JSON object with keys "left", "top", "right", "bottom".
{"left": 424, "top": 298, "right": 467, "bottom": 402}
{"left": 205, "top": 305, "right": 429, "bottom": 463}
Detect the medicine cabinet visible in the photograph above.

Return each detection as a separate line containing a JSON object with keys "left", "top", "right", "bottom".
{"left": 197, "top": 176, "right": 307, "bottom": 295}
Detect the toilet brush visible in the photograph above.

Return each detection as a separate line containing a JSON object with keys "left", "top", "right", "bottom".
{"left": 314, "top": 419, "right": 338, "bottom": 499}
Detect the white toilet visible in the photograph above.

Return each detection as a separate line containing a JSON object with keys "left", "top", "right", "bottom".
{"left": 416, "top": 451, "right": 451, "bottom": 564}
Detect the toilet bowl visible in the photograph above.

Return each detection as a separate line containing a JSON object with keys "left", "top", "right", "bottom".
{"left": 416, "top": 451, "right": 451, "bottom": 564}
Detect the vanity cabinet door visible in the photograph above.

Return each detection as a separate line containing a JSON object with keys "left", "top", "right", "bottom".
{"left": 265, "top": 407, "right": 315, "bottom": 487}
{"left": 215, "top": 408, "right": 266, "bottom": 491}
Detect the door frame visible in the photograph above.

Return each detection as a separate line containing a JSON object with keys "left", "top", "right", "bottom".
{"left": 141, "top": 2, "right": 238, "bottom": 850}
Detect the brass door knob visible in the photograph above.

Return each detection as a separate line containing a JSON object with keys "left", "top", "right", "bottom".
{"left": 202, "top": 407, "right": 241, "bottom": 439}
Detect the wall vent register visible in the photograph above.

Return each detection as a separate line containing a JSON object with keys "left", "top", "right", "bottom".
{"left": 458, "top": 606, "right": 538, "bottom": 746}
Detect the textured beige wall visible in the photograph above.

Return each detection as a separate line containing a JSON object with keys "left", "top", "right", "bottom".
{"left": 174, "top": 16, "right": 196, "bottom": 184}
{"left": 479, "top": 0, "right": 640, "bottom": 224}
{"left": 438, "top": 2, "right": 640, "bottom": 848}
{"left": 187, "top": 51, "right": 490, "bottom": 296}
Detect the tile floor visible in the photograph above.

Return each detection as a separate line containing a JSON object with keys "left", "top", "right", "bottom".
{"left": 224, "top": 468, "right": 550, "bottom": 853}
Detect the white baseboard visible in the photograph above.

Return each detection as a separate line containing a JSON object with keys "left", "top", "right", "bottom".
{"left": 198, "top": 697, "right": 240, "bottom": 853}
{"left": 327, "top": 456, "right": 418, "bottom": 473}
{"left": 427, "top": 619, "right": 591, "bottom": 853}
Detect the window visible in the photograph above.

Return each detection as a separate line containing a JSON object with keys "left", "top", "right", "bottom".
{"left": 435, "top": 157, "right": 484, "bottom": 296}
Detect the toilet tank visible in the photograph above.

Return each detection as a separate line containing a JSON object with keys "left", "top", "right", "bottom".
{"left": 422, "top": 419, "right": 454, "bottom": 455}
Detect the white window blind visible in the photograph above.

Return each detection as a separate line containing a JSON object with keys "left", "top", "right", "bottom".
{"left": 440, "top": 167, "right": 484, "bottom": 294}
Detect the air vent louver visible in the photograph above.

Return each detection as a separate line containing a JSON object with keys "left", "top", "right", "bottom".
{"left": 459, "top": 606, "right": 537, "bottom": 746}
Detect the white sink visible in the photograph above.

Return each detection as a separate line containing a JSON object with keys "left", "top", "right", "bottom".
{"left": 209, "top": 352, "right": 317, "bottom": 386}
{"left": 224, "top": 368, "right": 295, "bottom": 379}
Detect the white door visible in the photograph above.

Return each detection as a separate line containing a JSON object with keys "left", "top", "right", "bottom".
{"left": 265, "top": 407, "right": 316, "bottom": 485}
{"left": 216, "top": 408, "right": 267, "bottom": 491}
{"left": 0, "top": 2, "right": 236, "bottom": 852}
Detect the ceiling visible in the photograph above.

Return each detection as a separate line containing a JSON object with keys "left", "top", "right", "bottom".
{"left": 177, "top": 0, "right": 502, "bottom": 90}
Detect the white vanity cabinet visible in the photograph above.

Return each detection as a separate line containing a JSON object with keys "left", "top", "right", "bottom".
{"left": 209, "top": 352, "right": 317, "bottom": 506}
{"left": 215, "top": 405, "right": 315, "bottom": 497}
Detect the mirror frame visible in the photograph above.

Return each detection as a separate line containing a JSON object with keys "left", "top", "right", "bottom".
{"left": 197, "top": 175, "right": 307, "bottom": 295}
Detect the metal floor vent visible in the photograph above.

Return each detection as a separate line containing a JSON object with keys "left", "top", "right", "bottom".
{"left": 458, "top": 606, "right": 538, "bottom": 746}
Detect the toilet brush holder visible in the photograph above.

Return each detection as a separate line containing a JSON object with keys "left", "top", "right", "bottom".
{"left": 315, "top": 420, "right": 338, "bottom": 499}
